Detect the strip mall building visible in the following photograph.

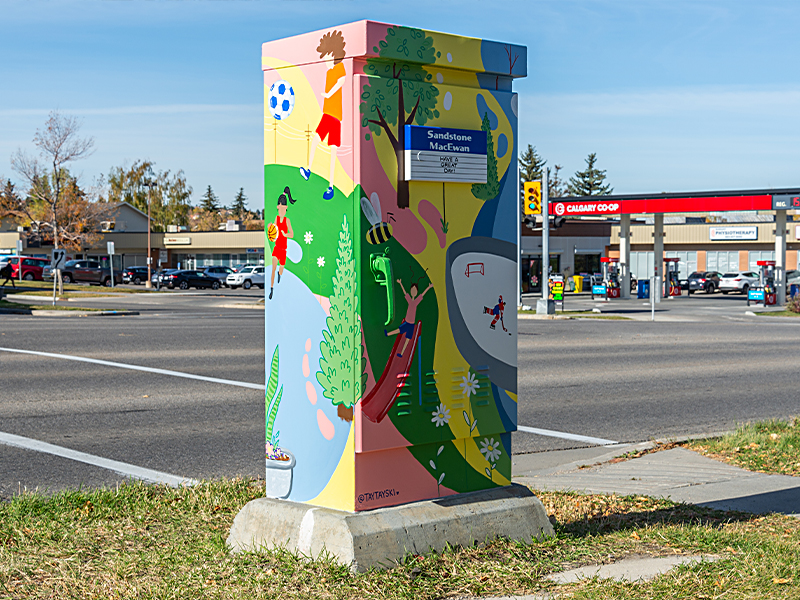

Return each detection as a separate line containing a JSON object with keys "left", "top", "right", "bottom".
{"left": 522, "top": 188, "right": 800, "bottom": 302}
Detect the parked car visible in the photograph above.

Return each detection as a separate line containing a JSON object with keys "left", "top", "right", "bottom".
{"left": 43, "top": 260, "right": 122, "bottom": 286}
{"left": 719, "top": 271, "right": 760, "bottom": 294}
{"left": 226, "top": 265, "right": 265, "bottom": 289}
{"left": 682, "top": 271, "right": 721, "bottom": 294}
{"left": 6, "top": 256, "right": 50, "bottom": 281}
{"left": 150, "top": 268, "right": 179, "bottom": 286}
{"left": 121, "top": 266, "right": 150, "bottom": 285}
{"left": 202, "top": 266, "right": 235, "bottom": 287}
{"left": 231, "top": 263, "right": 250, "bottom": 273}
{"left": 161, "top": 269, "right": 221, "bottom": 290}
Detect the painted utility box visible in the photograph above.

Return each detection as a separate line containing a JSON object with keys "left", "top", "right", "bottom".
{"left": 262, "top": 21, "right": 526, "bottom": 512}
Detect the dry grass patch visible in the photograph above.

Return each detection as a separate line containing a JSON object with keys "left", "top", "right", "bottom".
{"left": 686, "top": 418, "right": 800, "bottom": 477}
{"left": 1, "top": 480, "right": 798, "bottom": 599}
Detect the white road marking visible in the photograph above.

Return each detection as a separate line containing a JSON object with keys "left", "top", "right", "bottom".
{"left": 516, "top": 425, "right": 618, "bottom": 446}
{"left": 0, "top": 431, "right": 197, "bottom": 487}
{"left": 0, "top": 347, "right": 265, "bottom": 390}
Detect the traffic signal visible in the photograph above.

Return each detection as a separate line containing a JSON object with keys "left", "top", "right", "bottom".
{"left": 523, "top": 181, "right": 541, "bottom": 215}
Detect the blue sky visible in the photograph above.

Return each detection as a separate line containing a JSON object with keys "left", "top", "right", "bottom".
{"left": 1, "top": 0, "right": 798, "bottom": 209}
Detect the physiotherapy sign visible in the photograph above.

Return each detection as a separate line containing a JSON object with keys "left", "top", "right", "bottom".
{"left": 404, "top": 125, "right": 487, "bottom": 183}
{"left": 709, "top": 226, "right": 758, "bottom": 241}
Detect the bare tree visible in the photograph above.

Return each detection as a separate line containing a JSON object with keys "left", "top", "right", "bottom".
{"left": 10, "top": 111, "right": 103, "bottom": 293}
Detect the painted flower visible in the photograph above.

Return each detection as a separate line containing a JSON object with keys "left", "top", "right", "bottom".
{"left": 480, "top": 437, "right": 502, "bottom": 463}
{"left": 304, "top": 231, "right": 313, "bottom": 244}
{"left": 317, "top": 256, "right": 325, "bottom": 268}
{"left": 431, "top": 403, "right": 451, "bottom": 427}
{"left": 459, "top": 372, "right": 479, "bottom": 398}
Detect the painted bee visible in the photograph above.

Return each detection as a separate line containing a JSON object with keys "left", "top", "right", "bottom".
{"left": 360, "top": 192, "right": 394, "bottom": 245}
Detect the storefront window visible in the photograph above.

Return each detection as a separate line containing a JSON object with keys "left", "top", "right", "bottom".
{"left": 707, "top": 251, "right": 740, "bottom": 274}
{"left": 665, "top": 251, "right": 697, "bottom": 279}
{"left": 748, "top": 250, "right": 775, "bottom": 271}
{"left": 574, "top": 254, "right": 600, "bottom": 277}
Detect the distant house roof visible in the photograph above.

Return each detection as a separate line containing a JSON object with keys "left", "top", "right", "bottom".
{"left": 108, "top": 201, "right": 151, "bottom": 221}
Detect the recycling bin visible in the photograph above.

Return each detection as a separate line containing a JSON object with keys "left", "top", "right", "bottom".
{"left": 573, "top": 275, "right": 583, "bottom": 293}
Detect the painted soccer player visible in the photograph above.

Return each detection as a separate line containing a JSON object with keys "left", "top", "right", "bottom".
{"left": 269, "top": 187, "right": 295, "bottom": 300}
{"left": 299, "top": 30, "right": 346, "bottom": 200}
{"left": 385, "top": 278, "right": 434, "bottom": 358}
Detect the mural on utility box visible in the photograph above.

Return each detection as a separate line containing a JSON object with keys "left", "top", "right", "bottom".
{"left": 263, "top": 21, "right": 526, "bottom": 512}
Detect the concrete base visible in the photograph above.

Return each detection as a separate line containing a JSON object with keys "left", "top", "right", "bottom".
{"left": 536, "top": 299, "right": 555, "bottom": 315}
{"left": 227, "top": 484, "right": 554, "bottom": 571}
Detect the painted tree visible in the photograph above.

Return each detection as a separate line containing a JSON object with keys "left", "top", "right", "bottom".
{"left": 104, "top": 159, "right": 192, "bottom": 231}
{"left": 567, "top": 153, "right": 613, "bottom": 196}
{"left": 471, "top": 113, "right": 499, "bottom": 201}
{"left": 360, "top": 26, "right": 440, "bottom": 209}
{"left": 317, "top": 215, "right": 362, "bottom": 416}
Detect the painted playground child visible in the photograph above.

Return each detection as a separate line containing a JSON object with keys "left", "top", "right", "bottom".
{"left": 299, "top": 30, "right": 346, "bottom": 201}
{"left": 268, "top": 186, "right": 295, "bottom": 300}
{"left": 385, "top": 278, "right": 434, "bottom": 358}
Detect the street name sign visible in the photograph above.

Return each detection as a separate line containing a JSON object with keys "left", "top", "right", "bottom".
{"left": 404, "top": 125, "right": 487, "bottom": 183}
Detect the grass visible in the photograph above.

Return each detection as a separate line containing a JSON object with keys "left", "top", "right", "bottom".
{"left": 1, "top": 280, "right": 156, "bottom": 294}
{"left": 0, "top": 299, "right": 102, "bottom": 312}
{"left": 7, "top": 291, "right": 118, "bottom": 299}
{"left": 1, "top": 479, "right": 798, "bottom": 599}
{"left": 686, "top": 418, "right": 800, "bottom": 477}
{"left": 753, "top": 309, "right": 800, "bottom": 317}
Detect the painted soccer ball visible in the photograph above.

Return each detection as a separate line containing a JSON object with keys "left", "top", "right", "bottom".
{"left": 268, "top": 80, "right": 295, "bottom": 120}
{"left": 267, "top": 223, "right": 279, "bottom": 242}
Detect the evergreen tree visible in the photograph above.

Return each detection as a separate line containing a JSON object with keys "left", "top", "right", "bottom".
{"left": 567, "top": 153, "right": 613, "bottom": 196}
{"left": 231, "top": 187, "right": 248, "bottom": 219}
{"left": 548, "top": 165, "right": 566, "bottom": 198}
{"left": 471, "top": 113, "right": 499, "bottom": 201}
{"left": 518, "top": 144, "right": 546, "bottom": 184}
{"left": 200, "top": 185, "right": 219, "bottom": 212}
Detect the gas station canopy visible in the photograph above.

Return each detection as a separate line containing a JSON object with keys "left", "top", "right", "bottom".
{"left": 550, "top": 188, "right": 800, "bottom": 217}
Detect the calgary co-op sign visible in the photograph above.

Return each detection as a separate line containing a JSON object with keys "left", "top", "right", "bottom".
{"left": 552, "top": 201, "right": 621, "bottom": 216}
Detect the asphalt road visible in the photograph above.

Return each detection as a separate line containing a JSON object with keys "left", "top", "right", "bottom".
{"left": 1, "top": 289, "right": 799, "bottom": 497}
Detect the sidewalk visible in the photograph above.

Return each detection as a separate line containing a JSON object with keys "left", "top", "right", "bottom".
{"left": 513, "top": 442, "right": 800, "bottom": 517}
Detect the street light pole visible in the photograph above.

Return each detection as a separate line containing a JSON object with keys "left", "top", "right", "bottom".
{"left": 143, "top": 179, "right": 153, "bottom": 288}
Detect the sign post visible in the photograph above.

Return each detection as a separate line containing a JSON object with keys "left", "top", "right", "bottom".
{"left": 537, "top": 170, "right": 553, "bottom": 315}
{"left": 16, "top": 240, "right": 23, "bottom": 283}
{"left": 51, "top": 249, "right": 66, "bottom": 306}
{"left": 107, "top": 241, "right": 115, "bottom": 288}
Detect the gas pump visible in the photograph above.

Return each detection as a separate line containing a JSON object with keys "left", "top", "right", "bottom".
{"left": 601, "top": 257, "right": 621, "bottom": 298}
{"left": 664, "top": 257, "right": 681, "bottom": 297}
{"left": 748, "top": 260, "right": 777, "bottom": 306}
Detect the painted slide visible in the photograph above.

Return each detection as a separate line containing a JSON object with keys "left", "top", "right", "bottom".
{"left": 263, "top": 20, "right": 526, "bottom": 512}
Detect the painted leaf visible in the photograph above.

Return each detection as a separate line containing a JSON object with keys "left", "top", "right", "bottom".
{"left": 463, "top": 410, "right": 471, "bottom": 426}
{"left": 437, "top": 445, "right": 444, "bottom": 456}
{"left": 429, "top": 460, "right": 436, "bottom": 471}
{"left": 485, "top": 467, "right": 491, "bottom": 478}
{"left": 265, "top": 386, "right": 283, "bottom": 444}
{"left": 266, "top": 346, "right": 280, "bottom": 406}
{"left": 438, "top": 473, "right": 445, "bottom": 485}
